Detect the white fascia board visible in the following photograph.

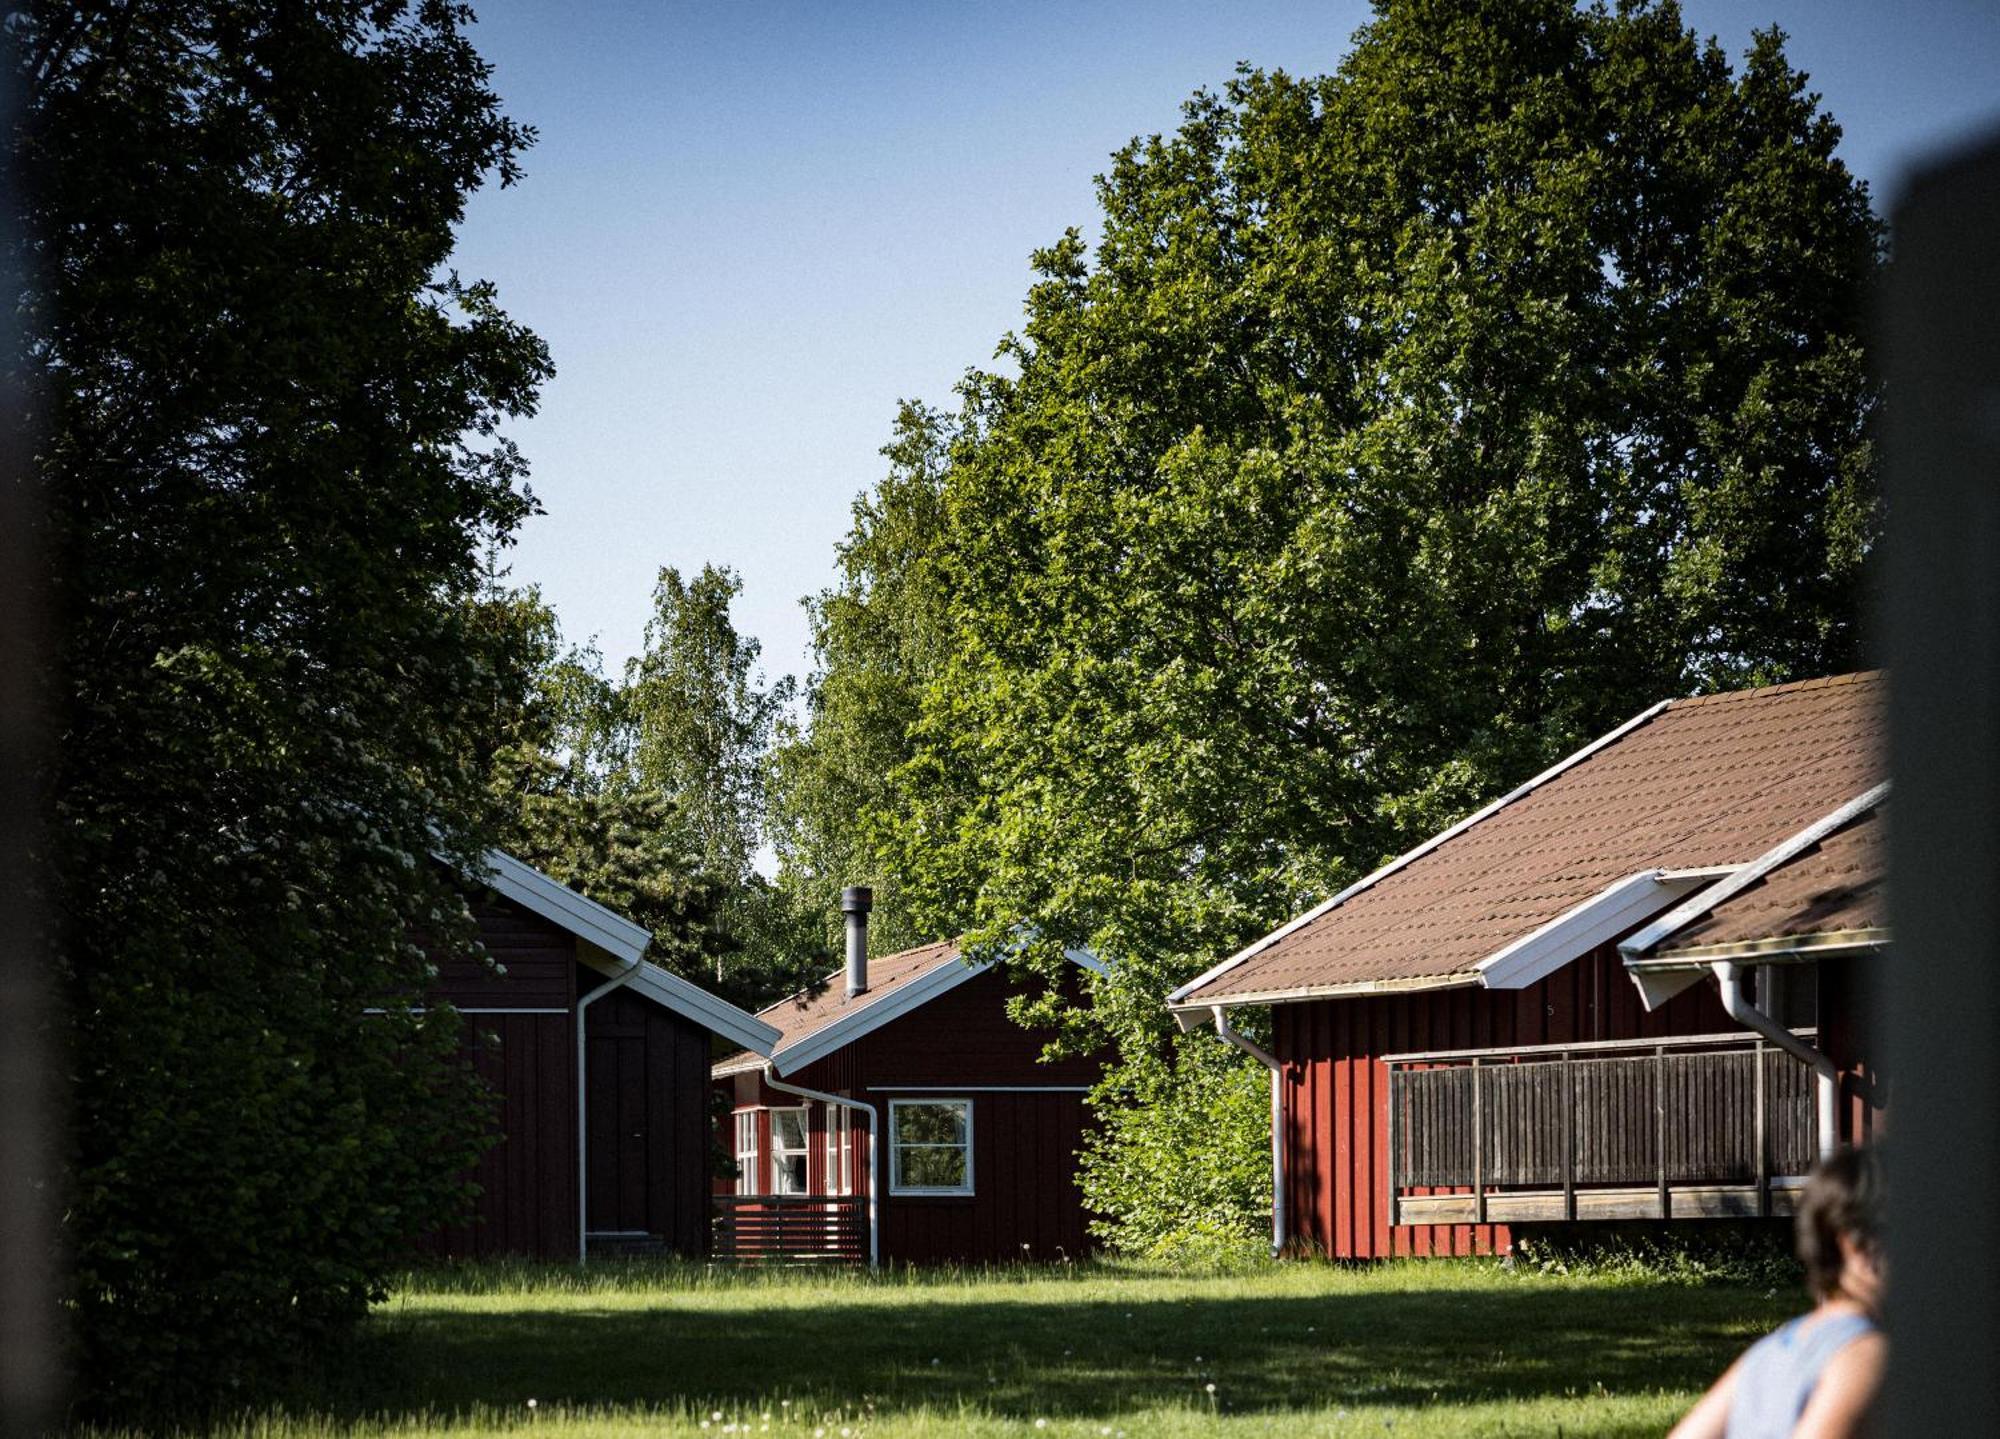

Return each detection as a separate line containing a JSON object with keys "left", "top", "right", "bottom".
{"left": 757, "top": 942, "right": 1103, "bottom": 1077}
{"left": 1065, "top": 945, "right": 1111, "bottom": 977}
{"left": 575, "top": 942, "right": 782, "bottom": 1053}
{"left": 628, "top": 964, "right": 782, "bottom": 1053}
{"left": 770, "top": 958, "right": 994, "bottom": 1077}
{"left": 1168, "top": 971, "right": 1484, "bottom": 1028}
{"left": 1475, "top": 869, "right": 1727, "bottom": 990}
{"left": 1165, "top": 698, "right": 1677, "bottom": 1009}
{"left": 1618, "top": 784, "right": 1890, "bottom": 962}
{"left": 1628, "top": 966, "right": 1710, "bottom": 1012}
{"left": 477, "top": 849, "right": 652, "bottom": 965}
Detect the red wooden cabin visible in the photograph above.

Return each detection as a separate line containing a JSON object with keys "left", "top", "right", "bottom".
{"left": 712, "top": 890, "right": 1106, "bottom": 1265}
{"left": 1169, "top": 672, "right": 1888, "bottom": 1260}
{"left": 420, "top": 851, "right": 779, "bottom": 1261}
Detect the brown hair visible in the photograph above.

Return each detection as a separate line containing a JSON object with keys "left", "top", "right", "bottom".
{"left": 1796, "top": 1145, "right": 1885, "bottom": 1301}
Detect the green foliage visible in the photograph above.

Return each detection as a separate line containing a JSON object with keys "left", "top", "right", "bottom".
{"left": 478, "top": 574, "right": 820, "bottom": 1011}
{"left": 16, "top": 1, "right": 548, "bottom": 1417}
{"left": 1076, "top": 1037, "right": 1274, "bottom": 1263}
{"left": 69, "top": 1263, "right": 1797, "bottom": 1436}
{"left": 789, "top": 0, "right": 1883, "bottom": 1253}
{"left": 1510, "top": 1223, "right": 1802, "bottom": 1289}
{"left": 766, "top": 402, "right": 957, "bottom": 960}
{"left": 626, "top": 565, "right": 795, "bottom": 891}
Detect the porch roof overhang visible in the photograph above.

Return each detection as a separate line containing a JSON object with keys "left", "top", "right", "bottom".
{"left": 1168, "top": 867, "right": 1735, "bottom": 1029}
{"left": 1617, "top": 785, "right": 1889, "bottom": 1011}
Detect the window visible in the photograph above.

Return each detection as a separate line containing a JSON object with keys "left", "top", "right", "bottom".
{"left": 825, "top": 1105, "right": 853, "bottom": 1195}
{"left": 889, "top": 1099, "right": 973, "bottom": 1195}
{"left": 733, "top": 1110, "right": 758, "bottom": 1196}
{"left": 769, "top": 1107, "right": 810, "bottom": 1195}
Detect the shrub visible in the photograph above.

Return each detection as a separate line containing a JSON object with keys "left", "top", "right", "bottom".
{"left": 1077, "top": 1036, "right": 1272, "bottom": 1264}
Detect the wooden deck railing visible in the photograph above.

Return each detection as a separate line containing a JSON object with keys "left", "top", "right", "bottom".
{"left": 1385, "top": 1032, "right": 1820, "bottom": 1225}
{"left": 712, "top": 1194, "right": 867, "bottom": 1263}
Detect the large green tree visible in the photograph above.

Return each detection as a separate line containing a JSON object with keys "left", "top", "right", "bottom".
{"left": 813, "top": 0, "right": 1882, "bottom": 1252}
{"left": 477, "top": 581, "right": 734, "bottom": 981}
{"left": 15, "top": 2, "right": 550, "bottom": 1412}
{"left": 478, "top": 572, "right": 822, "bottom": 1010}
{"left": 767, "top": 401, "right": 957, "bottom": 960}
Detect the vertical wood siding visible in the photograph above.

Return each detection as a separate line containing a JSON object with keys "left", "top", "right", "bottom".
{"left": 722, "top": 967, "right": 1107, "bottom": 1264}
{"left": 584, "top": 985, "right": 715, "bottom": 1256}
{"left": 1275, "top": 944, "right": 1742, "bottom": 1259}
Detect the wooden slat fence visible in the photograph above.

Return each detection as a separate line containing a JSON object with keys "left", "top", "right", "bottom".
{"left": 713, "top": 1195, "right": 866, "bottom": 1263}
{"left": 1389, "top": 1034, "right": 1821, "bottom": 1220}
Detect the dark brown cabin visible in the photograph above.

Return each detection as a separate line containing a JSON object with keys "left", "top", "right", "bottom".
{"left": 420, "top": 851, "right": 780, "bottom": 1261}
{"left": 712, "top": 900, "right": 1107, "bottom": 1267}
{"left": 1169, "top": 672, "right": 1888, "bottom": 1260}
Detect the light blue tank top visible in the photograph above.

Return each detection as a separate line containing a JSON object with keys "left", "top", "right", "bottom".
{"left": 1725, "top": 1310, "right": 1879, "bottom": 1439}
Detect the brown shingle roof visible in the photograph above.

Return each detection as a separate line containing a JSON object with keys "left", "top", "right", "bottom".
{"left": 1650, "top": 803, "right": 1886, "bottom": 958}
{"left": 1177, "top": 672, "right": 1885, "bottom": 1003}
{"left": 714, "top": 938, "right": 962, "bottom": 1072}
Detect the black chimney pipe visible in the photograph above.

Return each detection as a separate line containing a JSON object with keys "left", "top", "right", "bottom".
{"left": 841, "top": 886, "right": 873, "bottom": 998}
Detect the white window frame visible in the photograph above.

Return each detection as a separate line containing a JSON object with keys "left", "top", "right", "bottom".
{"left": 768, "top": 1105, "right": 811, "bottom": 1196}
{"left": 824, "top": 1103, "right": 854, "bottom": 1195}
{"left": 888, "top": 1097, "right": 975, "bottom": 1196}
{"left": 733, "top": 1109, "right": 759, "bottom": 1196}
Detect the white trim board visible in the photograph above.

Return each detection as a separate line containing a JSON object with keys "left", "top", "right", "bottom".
{"left": 363, "top": 1006, "right": 572, "bottom": 1016}
{"left": 752, "top": 947, "right": 1104, "bottom": 1079}
{"left": 477, "top": 849, "right": 653, "bottom": 964}
{"left": 576, "top": 941, "right": 781, "bottom": 1055}
{"left": 1619, "top": 785, "right": 1889, "bottom": 961}
{"left": 460, "top": 849, "right": 779, "bottom": 1053}
{"left": 1474, "top": 868, "right": 1733, "bottom": 989}
{"left": 1166, "top": 697, "right": 1676, "bottom": 1016}
{"left": 864, "top": 1085, "right": 1093, "bottom": 1093}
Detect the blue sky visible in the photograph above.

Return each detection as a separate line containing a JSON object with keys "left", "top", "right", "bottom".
{"left": 452, "top": 0, "right": 2000, "bottom": 687}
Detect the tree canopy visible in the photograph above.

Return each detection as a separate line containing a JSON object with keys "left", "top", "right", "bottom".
{"left": 777, "top": 0, "right": 1883, "bottom": 1253}
{"left": 15, "top": 1, "right": 549, "bottom": 1413}
{"left": 484, "top": 570, "right": 825, "bottom": 1010}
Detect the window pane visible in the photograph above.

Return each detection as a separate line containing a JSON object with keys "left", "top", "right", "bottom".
{"left": 772, "top": 1109, "right": 809, "bottom": 1150}
{"left": 895, "top": 1102, "right": 967, "bottom": 1146}
{"left": 773, "top": 1152, "right": 807, "bottom": 1194}
{"left": 899, "top": 1145, "right": 966, "bottom": 1189}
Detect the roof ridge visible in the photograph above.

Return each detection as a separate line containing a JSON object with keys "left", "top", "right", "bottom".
{"left": 1664, "top": 670, "right": 1881, "bottom": 710}
{"left": 1167, "top": 693, "right": 1681, "bottom": 1010}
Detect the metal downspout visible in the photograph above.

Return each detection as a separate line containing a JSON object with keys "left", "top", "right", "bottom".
{"left": 762, "top": 1064, "right": 880, "bottom": 1269}
{"left": 576, "top": 953, "right": 643, "bottom": 1263}
{"left": 1714, "top": 962, "right": 1840, "bottom": 1160}
{"left": 1212, "top": 1006, "right": 1286, "bottom": 1256}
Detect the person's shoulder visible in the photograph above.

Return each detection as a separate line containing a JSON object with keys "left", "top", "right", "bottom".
{"left": 1792, "top": 1327, "right": 1887, "bottom": 1439}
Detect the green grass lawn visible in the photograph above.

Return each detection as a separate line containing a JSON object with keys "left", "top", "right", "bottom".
{"left": 204, "top": 1259, "right": 1796, "bottom": 1437}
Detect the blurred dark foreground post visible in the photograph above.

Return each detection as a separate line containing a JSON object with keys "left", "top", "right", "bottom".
{"left": 1881, "top": 132, "right": 2000, "bottom": 1435}
{"left": 0, "top": 36, "right": 61, "bottom": 1437}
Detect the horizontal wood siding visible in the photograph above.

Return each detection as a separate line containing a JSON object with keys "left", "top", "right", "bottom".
{"left": 1276, "top": 943, "right": 1739, "bottom": 1259}
{"left": 433, "top": 896, "right": 578, "bottom": 1009}
{"left": 586, "top": 984, "right": 714, "bottom": 1257}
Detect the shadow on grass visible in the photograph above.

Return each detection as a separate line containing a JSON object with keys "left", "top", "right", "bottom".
{"left": 312, "top": 1281, "right": 1789, "bottom": 1424}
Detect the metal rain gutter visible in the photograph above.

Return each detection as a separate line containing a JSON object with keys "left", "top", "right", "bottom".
{"left": 1714, "top": 961, "right": 1839, "bottom": 1161}
{"left": 762, "top": 1064, "right": 880, "bottom": 1269}
{"left": 1211, "top": 1006, "right": 1286, "bottom": 1256}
